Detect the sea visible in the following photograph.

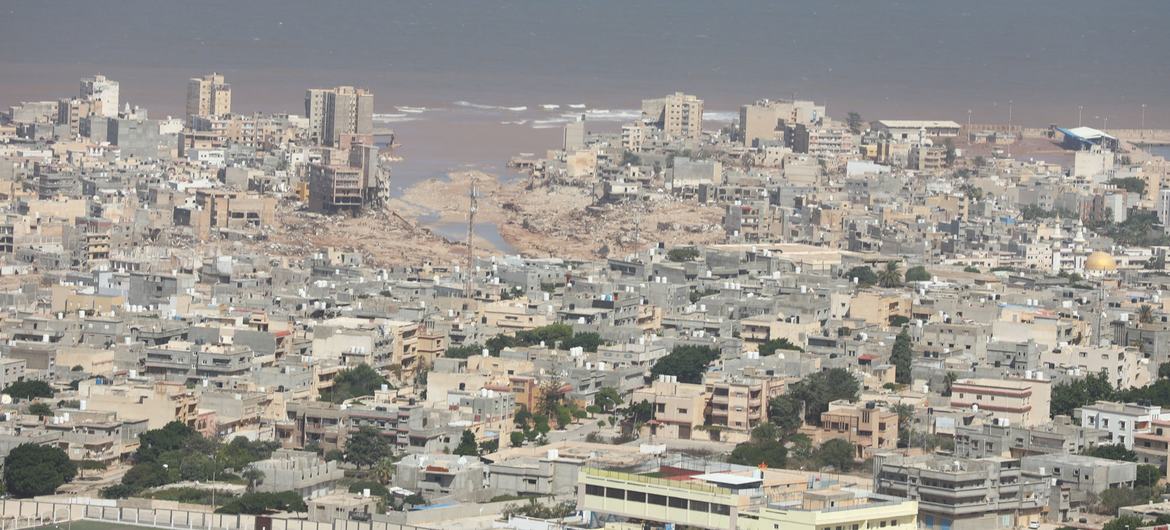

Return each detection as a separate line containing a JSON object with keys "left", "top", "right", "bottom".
{"left": 1, "top": 0, "right": 1167, "bottom": 197}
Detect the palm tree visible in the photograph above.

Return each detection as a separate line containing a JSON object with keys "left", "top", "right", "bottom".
{"left": 372, "top": 457, "right": 396, "bottom": 484}
{"left": 878, "top": 262, "right": 904, "bottom": 288}
{"left": 1139, "top": 304, "right": 1155, "bottom": 325}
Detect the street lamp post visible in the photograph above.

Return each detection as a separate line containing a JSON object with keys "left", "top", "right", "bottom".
{"left": 1078, "top": 105, "right": 1084, "bottom": 127}
{"left": 1142, "top": 104, "right": 1147, "bottom": 133}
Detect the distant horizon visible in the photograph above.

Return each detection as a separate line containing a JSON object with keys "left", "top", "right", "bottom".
{"left": 2, "top": 0, "right": 1167, "bottom": 129}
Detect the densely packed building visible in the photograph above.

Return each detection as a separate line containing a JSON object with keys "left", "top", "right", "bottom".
{"left": 3, "top": 74, "right": 1170, "bottom": 530}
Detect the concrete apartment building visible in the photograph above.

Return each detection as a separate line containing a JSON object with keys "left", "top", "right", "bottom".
{"left": 307, "top": 145, "right": 383, "bottom": 214}
{"left": 305, "top": 86, "right": 373, "bottom": 147}
{"left": 629, "top": 375, "right": 774, "bottom": 443}
{"left": 1076, "top": 401, "right": 1168, "bottom": 449}
{"left": 186, "top": 73, "right": 231, "bottom": 122}
{"left": 395, "top": 453, "right": 488, "bottom": 503}
{"left": 805, "top": 401, "right": 899, "bottom": 459}
{"left": 642, "top": 92, "right": 703, "bottom": 143}
{"left": 739, "top": 99, "right": 825, "bottom": 147}
{"left": 79, "top": 74, "right": 119, "bottom": 118}
{"left": 954, "top": 418, "right": 1110, "bottom": 459}
{"left": 248, "top": 449, "right": 343, "bottom": 499}
{"left": 1020, "top": 453, "right": 1135, "bottom": 507}
{"left": 949, "top": 376, "right": 1052, "bottom": 427}
{"left": 874, "top": 455, "right": 1050, "bottom": 530}
{"left": 1134, "top": 418, "right": 1170, "bottom": 472}
{"left": 581, "top": 461, "right": 918, "bottom": 530}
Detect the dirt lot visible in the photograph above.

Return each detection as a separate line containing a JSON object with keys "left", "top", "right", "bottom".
{"left": 258, "top": 170, "right": 725, "bottom": 267}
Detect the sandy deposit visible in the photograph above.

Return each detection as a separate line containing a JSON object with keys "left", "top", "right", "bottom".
{"left": 259, "top": 169, "right": 725, "bottom": 267}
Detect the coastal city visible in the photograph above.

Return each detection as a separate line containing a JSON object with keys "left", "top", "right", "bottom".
{"left": 2, "top": 16, "right": 1170, "bottom": 530}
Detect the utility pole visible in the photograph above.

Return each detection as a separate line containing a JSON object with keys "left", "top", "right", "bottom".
{"left": 966, "top": 109, "right": 972, "bottom": 145}
{"left": 1142, "top": 104, "right": 1147, "bottom": 132}
{"left": 465, "top": 176, "right": 478, "bottom": 308}
{"left": 1078, "top": 105, "right": 1084, "bottom": 127}
{"left": 1007, "top": 100, "right": 1013, "bottom": 130}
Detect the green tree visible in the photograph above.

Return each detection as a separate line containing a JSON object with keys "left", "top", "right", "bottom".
{"left": 216, "top": 491, "right": 306, "bottom": 515}
{"left": 878, "top": 262, "right": 903, "bottom": 288}
{"left": 1102, "top": 515, "right": 1148, "bottom": 530}
{"left": 892, "top": 404, "right": 915, "bottom": 447}
{"left": 346, "top": 426, "right": 393, "bottom": 468}
{"left": 453, "top": 430, "right": 479, "bottom": 456}
{"left": 4, "top": 443, "right": 76, "bottom": 497}
{"left": 594, "top": 387, "right": 622, "bottom": 412}
{"left": 554, "top": 406, "right": 573, "bottom": 430}
{"left": 371, "top": 458, "right": 396, "bottom": 485}
{"left": 667, "top": 247, "right": 701, "bottom": 262}
{"left": 767, "top": 395, "right": 803, "bottom": 435}
{"left": 136, "top": 421, "right": 214, "bottom": 463}
{"left": 510, "top": 431, "right": 526, "bottom": 448}
{"left": 1052, "top": 370, "right": 1114, "bottom": 418}
{"left": 650, "top": 345, "right": 720, "bottom": 384}
{"left": 890, "top": 329, "right": 913, "bottom": 385}
{"left": 323, "top": 364, "right": 389, "bottom": 403}
{"left": 217, "top": 437, "right": 280, "bottom": 471}
{"left": 563, "top": 332, "right": 604, "bottom": 352}
{"left": 941, "top": 372, "right": 959, "bottom": 397}
{"left": 816, "top": 439, "right": 857, "bottom": 471}
{"left": 943, "top": 138, "right": 956, "bottom": 166}
{"left": 445, "top": 343, "right": 483, "bottom": 359}
{"left": 1139, "top": 305, "right": 1156, "bottom": 325}
{"left": 759, "top": 338, "right": 803, "bottom": 356}
{"left": 846, "top": 112, "right": 863, "bottom": 134}
{"left": 622, "top": 400, "right": 654, "bottom": 426}
{"left": 27, "top": 402, "right": 53, "bottom": 417}
{"left": 1098, "top": 489, "right": 1152, "bottom": 516}
{"left": 1160, "top": 362, "right": 1170, "bottom": 380}
{"left": 116, "top": 462, "right": 171, "bottom": 494}
{"left": 1107, "top": 177, "right": 1147, "bottom": 196}
{"left": 2, "top": 380, "right": 53, "bottom": 401}
{"left": 845, "top": 266, "right": 877, "bottom": 287}
{"left": 242, "top": 469, "right": 265, "bottom": 493}
{"left": 1136, "top": 464, "right": 1162, "bottom": 488}
{"left": 1084, "top": 444, "right": 1138, "bottom": 462}
{"left": 728, "top": 439, "right": 787, "bottom": 469}
{"left": 904, "top": 266, "right": 931, "bottom": 282}
{"left": 516, "top": 323, "right": 575, "bottom": 348}
{"left": 788, "top": 369, "right": 861, "bottom": 425}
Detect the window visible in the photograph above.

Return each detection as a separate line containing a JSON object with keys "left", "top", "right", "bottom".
{"left": 627, "top": 491, "right": 645, "bottom": 503}
{"left": 605, "top": 487, "right": 625, "bottom": 500}
{"left": 691, "top": 500, "right": 709, "bottom": 512}
{"left": 585, "top": 484, "right": 604, "bottom": 497}
{"left": 711, "top": 504, "right": 731, "bottom": 515}
{"left": 881, "top": 522, "right": 887, "bottom": 528}
{"left": 649, "top": 494, "right": 667, "bottom": 506}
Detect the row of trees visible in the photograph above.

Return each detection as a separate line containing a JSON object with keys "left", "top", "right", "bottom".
{"left": 101, "top": 422, "right": 277, "bottom": 499}
{"left": 320, "top": 363, "right": 390, "bottom": 403}
{"left": 446, "top": 323, "right": 605, "bottom": 358}
{"left": 844, "top": 263, "right": 930, "bottom": 289}
{"left": 1051, "top": 363, "right": 1170, "bottom": 419}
